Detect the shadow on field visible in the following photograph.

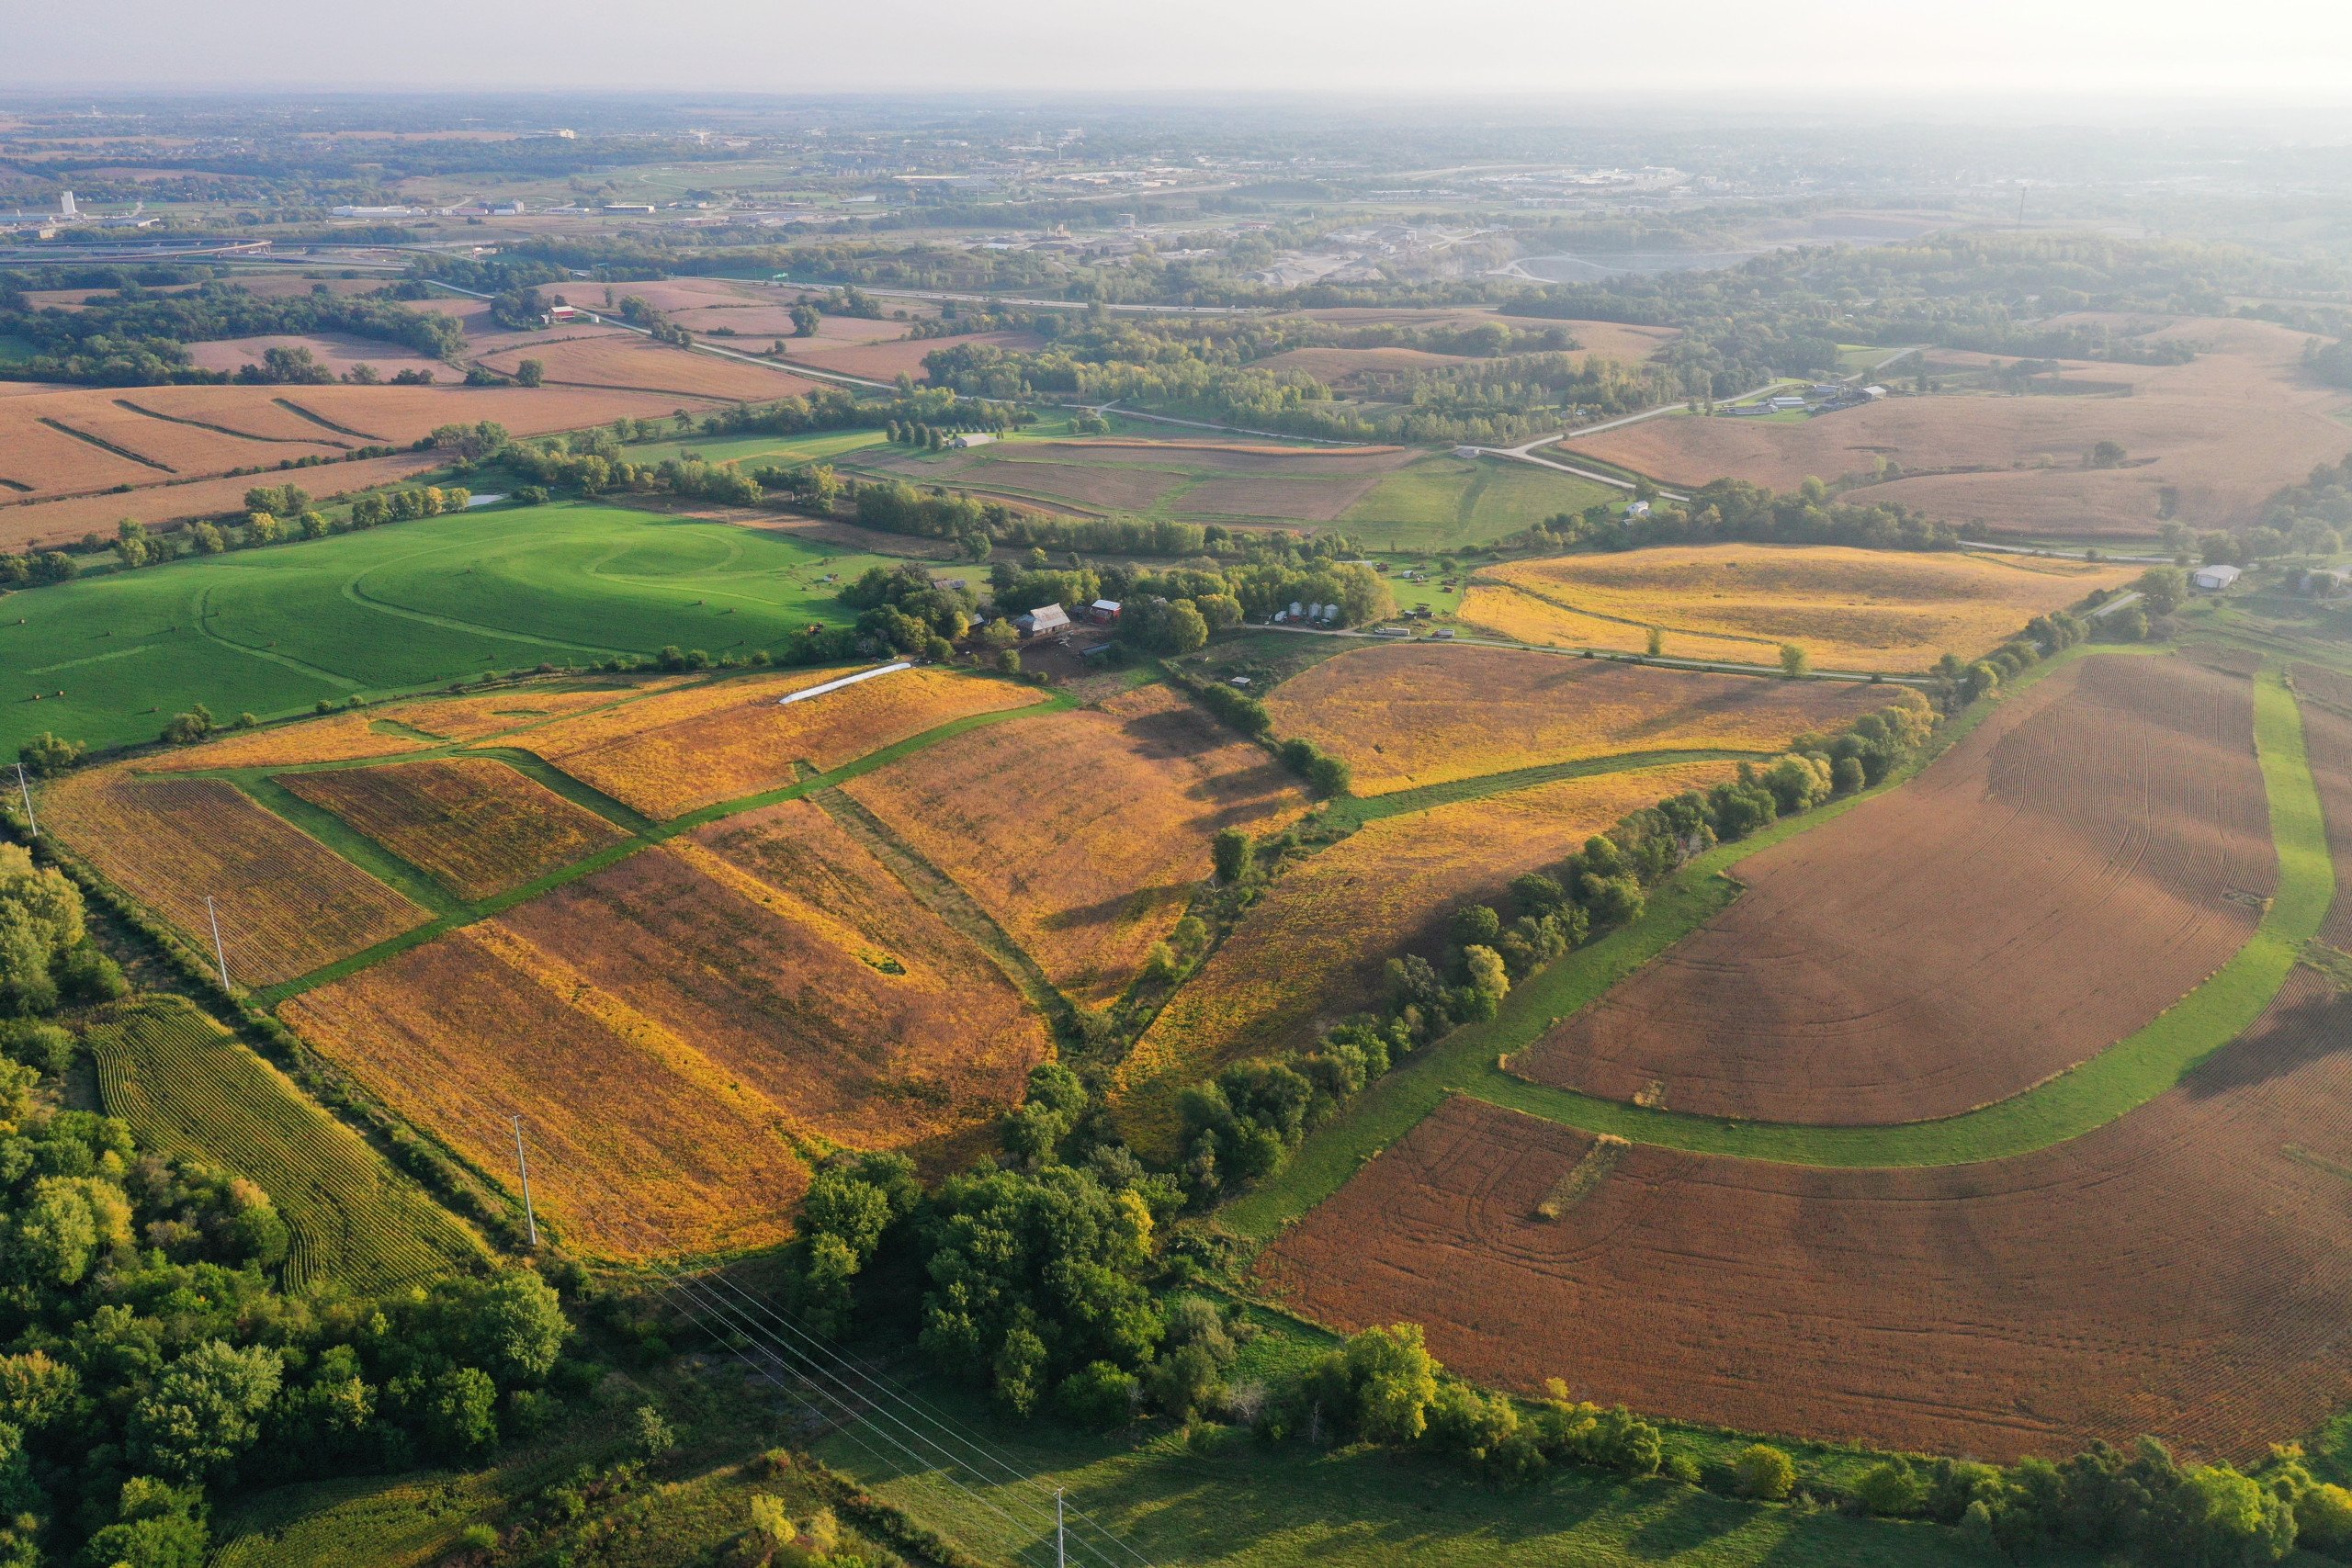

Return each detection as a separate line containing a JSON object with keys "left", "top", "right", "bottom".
{"left": 2180, "top": 971, "right": 2352, "bottom": 1098}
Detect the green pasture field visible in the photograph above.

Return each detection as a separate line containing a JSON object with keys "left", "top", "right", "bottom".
{"left": 1340, "top": 456, "right": 1615, "bottom": 550}
{"left": 831, "top": 435, "right": 1611, "bottom": 548}
{"left": 815, "top": 1370, "right": 2002, "bottom": 1568}
{"left": 0, "top": 501, "right": 899, "bottom": 755}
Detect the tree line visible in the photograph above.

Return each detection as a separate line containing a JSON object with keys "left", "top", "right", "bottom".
{"left": 0, "top": 280, "right": 466, "bottom": 387}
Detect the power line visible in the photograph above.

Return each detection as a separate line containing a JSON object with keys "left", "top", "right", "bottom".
{"left": 526, "top": 1130, "right": 1153, "bottom": 1568}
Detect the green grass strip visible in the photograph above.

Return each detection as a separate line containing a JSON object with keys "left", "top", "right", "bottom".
{"left": 1220, "top": 654, "right": 2326, "bottom": 1239}
{"left": 1329, "top": 747, "right": 1775, "bottom": 830}
{"left": 251, "top": 684, "right": 1074, "bottom": 1004}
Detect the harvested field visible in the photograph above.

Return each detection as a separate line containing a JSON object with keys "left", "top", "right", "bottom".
{"left": 503, "top": 666, "right": 1043, "bottom": 819}
{"left": 1113, "top": 760, "right": 1738, "bottom": 1157}
{"left": 13, "top": 394, "right": 347, "bottom": 477}
{"left": 1511, "top": 654, "right": 2276, "bottom": 1123}
{"left": 915, "top": 455, "right": 1187, "bottom": 513}
{"left": 475, "top": 334, "right": 820, "bottom": 401}
{"left": 1483, "top": 545, "right": 2136, "bottom": 671}
{"left": 0, "top": 400, "right": 173, "bottom": 493}
{"left": 378, "top": 675, "right": 697, "bottom": 742}
{"left": 1457, "top": 583, "right": 1799, "bottom": 665}
{"left": 788, "top": 329, "right": 1045, "bottom": 383}
{"left": 270, "top": 382, "right": 741, "bottom": 446}
{"left": 1265, "top": 644, "right": 1887, "bottom": 795}
{"left": 0, "top": 453, "right": 446, "bottom": 552}
{"left": 141, "top": 712, "right": 433, "bottom": 773}
{"left": 179, "top": 333, "right": 442, "bottom": 377}
{"left": 87, "top": 996, "right": 481, "bottom": 1292}
{"left": 1564, "top": 318, "right": 2352, "bottom": 537}
{"left": 1178, "top": 473, "right": 1386, "bottom": 522}
{"left": 1258, "top": 989, "right": 2352, "bottom": 1467}
{"left": 279, "top": 758, "right": 628, "bottom": 899}
{"left": 41, "top": 767, "right": 429, "bottom": 986}
{"left": 842, "top": 683, "right": 1307, "bottom": 1004}
{"left": 492, "top": 821, "right": 1046, "bottom": 1154}
{"left": 280, "top": 922, "right": 814, "bottom": 1258}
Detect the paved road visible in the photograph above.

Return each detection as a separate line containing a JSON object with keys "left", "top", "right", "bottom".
{"left": 1251, "top": 621, "right": 1931, "bottom": 685}
{"left": 1962, "top": 537, "right": 2172, "bottom": 565}
{"left": 759, "top": 278, "right": 1261, "bottom": 316}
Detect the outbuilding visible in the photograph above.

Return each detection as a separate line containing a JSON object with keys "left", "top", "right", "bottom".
{"left": 949, "top": 432, "right": 996, "bottom": 450}
{"left": 1015, "top": 604, "right": 1071, "bottom": 637}
{"left": 2191, "top": 565, "right": 2243, "bottom": 592}
{"left": 1088, "top": 599, "right": 1122, "bottom": 624}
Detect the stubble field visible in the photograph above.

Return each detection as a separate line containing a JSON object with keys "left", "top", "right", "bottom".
{"left": 1262, "top": 644, "right": 1886, "bottom": 795}
{"left": 842, "top": 683, "right": 1307, "bottom": 1004}
{"left": 41, "top": 767, "right": 430, "bottom": 985}
{"left": 1477, "top": 545, "right": 2134, "bottom": 671}
{"left": 278, "top": 757, "right": 629, "bottom": 899}
{"left": 1113, "top": 760, "right": 1739, "bottom": 1158}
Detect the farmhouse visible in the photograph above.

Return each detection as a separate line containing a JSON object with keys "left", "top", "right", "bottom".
{"left": 1622, "top": 501, "right": 1651, "bottom": 522}
{"left": 1016, "top": 604, "right": 1071, "bottom": 637}
{"left": 2192, "top": 564, "right": 2244, "bottom": 592}
{"left": 544, "top": 304, "right": 582, "bottom": 323}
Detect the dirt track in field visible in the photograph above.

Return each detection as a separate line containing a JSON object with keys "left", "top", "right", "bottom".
{"left": 1511, "top": 654, "right": 2275, "bottom": 1123}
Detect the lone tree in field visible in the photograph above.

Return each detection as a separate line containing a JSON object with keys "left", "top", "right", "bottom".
{"left": 1645, "top": 626, "right": 1665, "bottom": 657}
{"left": 2086, "top": 439, "right": 2128, "bottom": 468}
{"left": 514, "top": 358, "right": 544, "bottom": 388}
{"left": 1778, "top": 643, "right": 1811, "bottom": 679}
{"left": 1211, "top": 828, "right": 1250, "bottom": 885}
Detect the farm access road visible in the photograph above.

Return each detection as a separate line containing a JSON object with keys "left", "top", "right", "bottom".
{"left": 1463, "top": 379, "right": 1787, "bottom": 498}
{"left": 1252, "top": 620, "right": 1932, "bottom": 686}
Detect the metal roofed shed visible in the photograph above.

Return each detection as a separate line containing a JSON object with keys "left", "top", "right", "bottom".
{"left": 1015, "top": 604, "right": 1071, "bottom": 637}
{"left": 2190, "top": 565, "right": 2243, "bottom": 592}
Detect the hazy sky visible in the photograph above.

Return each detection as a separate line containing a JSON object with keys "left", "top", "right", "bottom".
{"left": 12, "top": 0, "right": 2352, "bottom": 99}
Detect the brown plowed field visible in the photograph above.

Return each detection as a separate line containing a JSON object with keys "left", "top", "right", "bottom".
{"left": 24, "top": 396, "right": 348, "bottom": 474}
{"left": 279, "top": 758, "right": 628, "bottom": 899}
{"left": 0, "top": 453, "right": 445, "bottom": 553}
{"left": 280, "top": 922, "right": 813, "bottom": 1258}
{"left": 1113, "top": 760, "right": 1740, "bottom": 1159}
{"left": 842, "top": 683, "right": 1308, "bottom": 1004}
{"left": 1179, "top": 473, "right": 1387, "bottom": 521}
{"left": 1265, "top": 644, "right": 1886, "bottom": 795}
{"left": 475, "top": 335, "right": 820, "bottom": 401}
{"left": 1257, "top": 1053, "right": 2352, "bottom": 1467}
{"left": 878, "top": 454, "right": 1184, "bottom": 513}
{"left": 1511, "top": 654, "right": 2275, "bottom": 1123}
{"left": 1564, "top": 317, "right": 2351, "bottom": 537}
{"left": 501, "top": 666, "right": 1043, "bottom": 819}
{"left": 41, "top": 768, "right": 429, "bottom": 986}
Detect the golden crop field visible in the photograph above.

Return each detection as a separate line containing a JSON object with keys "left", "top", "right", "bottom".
{"left": 1265, "top": 644, "right": 1885, "bottom": 795}
{"left": 377, "top": 675, "right": 699, "bottom": 742}
{"left": 842, "top": 683, "right": 1308, "bottom": 1003}
{"left": 281, "top": 922, "right": 813, "bottom": 1258}
{"left": 503, "top": 666, "right": 1044, "bottom": 818}
{"left": 278, "top": 758, "right": 629, "bottom": 899}
{"left": 1456, "top": 583, "right": 1792, "bottom": 666}
{"left": 140, "top": 712, "right": 434, "bottom": 773}
{"left": 41, "top": 767, "right": 430, "bottom": 986}
{"left": 1482, "top": 545, "right": 2135, "bottom": 671}
{"left": 1111, "top": 759, "right": 1739, "bottom": 1158}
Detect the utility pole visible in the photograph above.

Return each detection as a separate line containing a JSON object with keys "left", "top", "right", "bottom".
{"left": 13, "top": 762, "right": 33, "bottom": 837}
{"left": 512, "top": 1115, "right": 539, "bottom": 1248}
{"left": 204, "top": 896, "right": 230, "bottom": 990}
{"left": 1056, "top": 1489, "right": 1066, "bottom": 1568}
